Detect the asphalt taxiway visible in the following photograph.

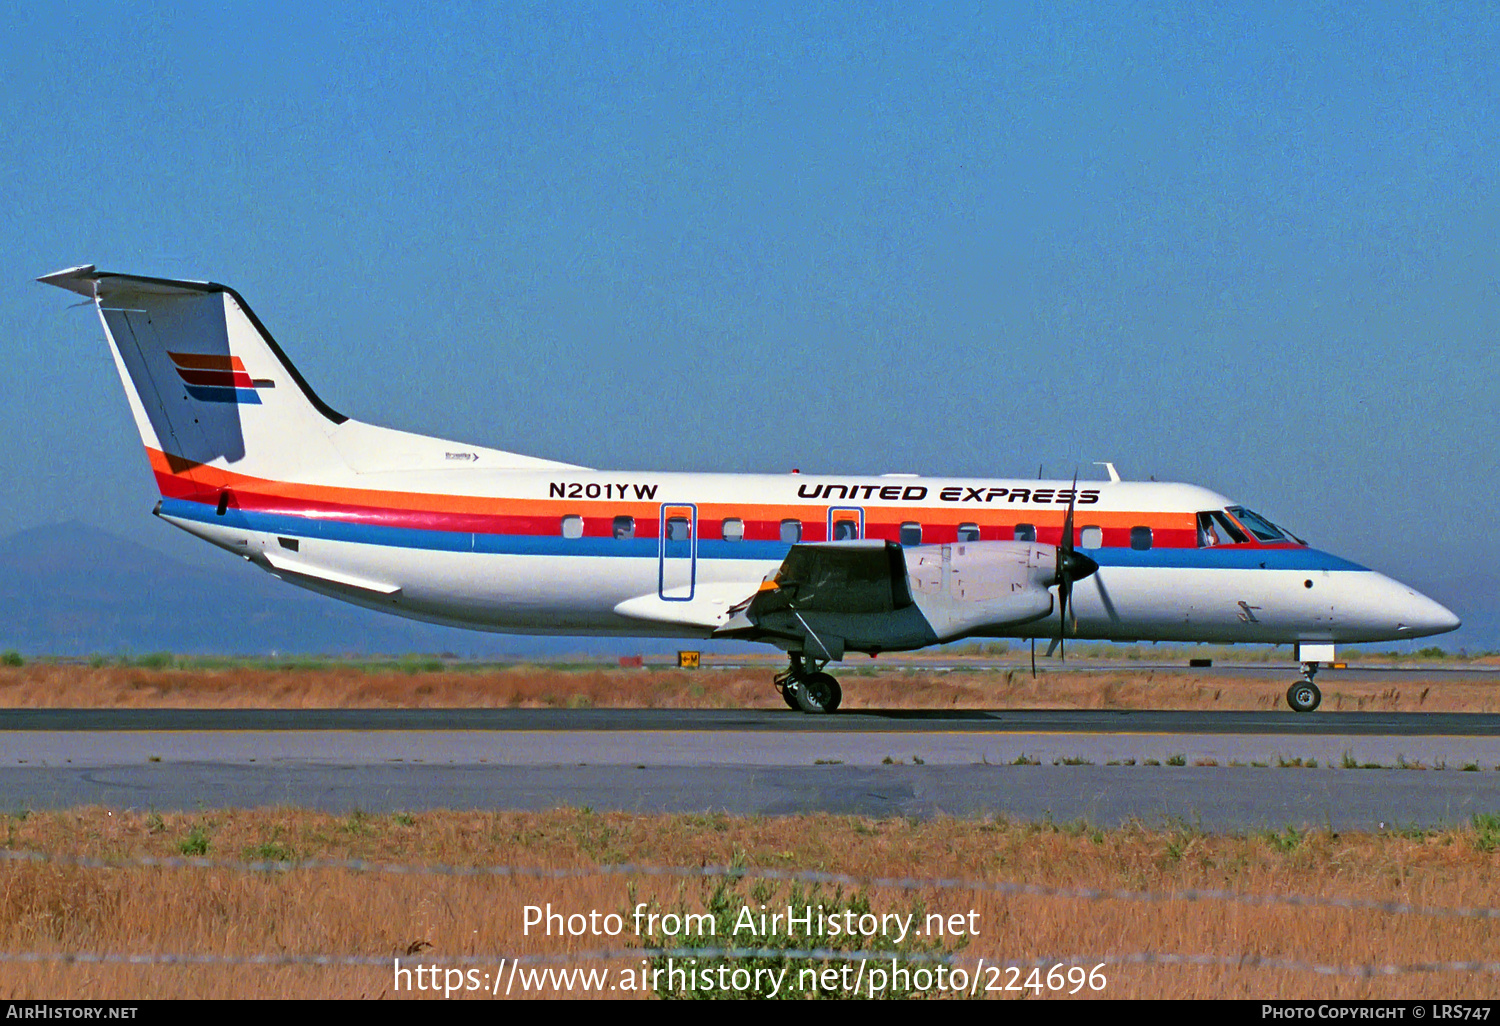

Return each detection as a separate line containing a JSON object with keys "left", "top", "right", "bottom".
{"left": 4, "top": 708, "right": 1500, "bottom": 830}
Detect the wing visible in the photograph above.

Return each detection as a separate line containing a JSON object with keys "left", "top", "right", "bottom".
{"left": 717, "top": 539, "right": 1056, "bottom": 660}
{"left": 619, "top": 540, "right": 1060, "bottom": 659}
{"left": 745, "top": 540, "right": 914, "bottom": 616}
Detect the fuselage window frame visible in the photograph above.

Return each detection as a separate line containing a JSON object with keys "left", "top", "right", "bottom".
{"left": 560, "top": 515, "right": 584, "bottom": 540}
{"left": 780, "top": 519, "right": 803, "bottom": 544}
{"left": 721, "top": 517, "right": 744, "bottom": 542}
{"left": 613, "top": 515, "right": 635, "bottom": 540}
{"left": 1198, "top": 510, "right": 1250, "bottom": 547}
{"left": 1225, "top": 505, "right": 1288, "bottom": 543}
{"left": 1130, "top": 525, "right": 1152, "bottom": 550}
{"left": 1014, "top": 523, "right": 1036, "bottom": 542}
{"left": 900, "top": 522, "right": 923, "bottom": 546}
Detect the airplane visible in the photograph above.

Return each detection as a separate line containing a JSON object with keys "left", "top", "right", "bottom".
{"left": 38, "top": 265, "right": 1460, "bottom": 714}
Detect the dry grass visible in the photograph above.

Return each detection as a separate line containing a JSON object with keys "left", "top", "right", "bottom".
{"left": 2, "top": 808, "right": 1500, "bottom": 998}
{"left": 0, "top": 661, "right": 1493, "bottom": 712}
{"left": 4, "top": 663, "right": 1495, "bottom": 997}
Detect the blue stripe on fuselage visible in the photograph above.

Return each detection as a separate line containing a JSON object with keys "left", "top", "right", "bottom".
{"left": 159, "top": 498, "right": 1369, "bottom": 572}
{"left": 1087, "top": 545, "right": 1367, "bottom": 572}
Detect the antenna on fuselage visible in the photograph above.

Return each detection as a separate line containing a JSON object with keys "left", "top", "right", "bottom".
{"left": 1094, "top": 462, "right": 1121, "bottom": 482}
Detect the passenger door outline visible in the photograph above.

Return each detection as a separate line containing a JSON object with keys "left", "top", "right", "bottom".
{"left": 657, "top": 503, "right": 697, "bottom": 601}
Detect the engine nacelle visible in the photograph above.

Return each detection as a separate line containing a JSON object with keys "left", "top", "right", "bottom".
{"left": 903, "top": 541, "right": 1057, "bottom": 642}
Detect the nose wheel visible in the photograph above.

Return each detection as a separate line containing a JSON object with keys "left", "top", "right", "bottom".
{"left": 1286, "top": 662, "right": 1322, "bottom": 713}
{"left": 775, "top": 655, "right": 843, "bottom": 713}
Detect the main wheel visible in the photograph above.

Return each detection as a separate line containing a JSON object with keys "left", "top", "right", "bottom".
{"left": 1286, "top": 680, "right": 1322, "bottom": 713}
{"left": 794, "top": 672, "right": 842, "bottom": 713}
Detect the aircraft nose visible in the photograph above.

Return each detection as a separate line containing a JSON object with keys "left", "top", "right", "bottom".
{"left": 1395, "top": 586, "right": 1461, "bottom": 637}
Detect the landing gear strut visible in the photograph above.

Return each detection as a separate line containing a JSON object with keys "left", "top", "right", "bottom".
{"left": 775, "top": 654, "right": 842, "bottom": 714}
{"left": 1286, "top": 661, "right": 1322, "bottom": 713}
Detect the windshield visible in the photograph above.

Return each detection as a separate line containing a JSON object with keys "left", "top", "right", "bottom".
{"left": 1226, "top": 506, "right": 1292, "bottom": 543}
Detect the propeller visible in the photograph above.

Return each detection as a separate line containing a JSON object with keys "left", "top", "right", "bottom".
{"left": 1051, "top": 473, "right": 1099, "bottom": 662}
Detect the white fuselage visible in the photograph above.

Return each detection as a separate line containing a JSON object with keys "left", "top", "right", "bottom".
{"left": 156, "top": 469, "right": 1459, "bottom": 649}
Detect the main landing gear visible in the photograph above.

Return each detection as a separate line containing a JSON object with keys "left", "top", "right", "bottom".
{"left": 1286, "top": 662, "right": 1322, "bottom": 713}
{"left": 775, "top": 654, "right": 843, "bottom": 714}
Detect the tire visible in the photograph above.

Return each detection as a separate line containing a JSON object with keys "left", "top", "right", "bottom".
{"left": 779, "top": 681, "right": 802, "bottom": 710}
{"left": 1286, "top": 680, "right": 1321, "bottom": 713}
{"left": 794, "top": 672, "right": 842, "bottom": 713}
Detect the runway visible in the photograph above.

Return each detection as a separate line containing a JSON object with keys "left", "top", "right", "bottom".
{"left": 6, "top": 706, "right": 1500, "bottom": 734}
{"left": 4, "top": 708, "right": 1500, "bottom": 829}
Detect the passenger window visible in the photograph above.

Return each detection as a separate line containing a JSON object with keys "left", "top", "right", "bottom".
{"left": 900, "top": 522, "right": 923, "bottom": 545}
{"left": 560, "top": 515, "right": 583, "bottom": 540}
{"left": 832, "top": 519, "right": 859, "bottom": 541}
{"left": 780, "top": 519, "right": 802, "bottom": 544}
{"left": 613, "top": 515, "right": 635, "bottom": 539}
{"left": 1080, "top": 526, "right": 1103, "bottom": 548}
{"left": 1130, "top": 526, "right": 1152, "bottom": 550}
{"left": 666, "top": 517, "right": 691, "bottom": 542}
{"left": 1014, "top": 523, "right": 1036, "bottom": 542}
{"left": 722, "top": 518, "right": 744, "bottom": 541}
{"left": 957, "top": 523, "right": 980, "bottom": 542}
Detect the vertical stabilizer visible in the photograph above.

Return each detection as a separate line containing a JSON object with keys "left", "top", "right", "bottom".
{"left": 39, "top": 265, "right": 585, "bottom": 494}
{"left": 39, "top": 266, "right": 347, "bottom": 481}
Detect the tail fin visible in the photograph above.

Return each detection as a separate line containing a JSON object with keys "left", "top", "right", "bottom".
{"left": 38, "top": 265, "right": 579, "bottom": 486}
{"left": 39, "top": 266, "right": 347, "bottom": 480}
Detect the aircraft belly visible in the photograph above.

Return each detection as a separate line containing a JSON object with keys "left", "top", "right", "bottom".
{"left": 165, "top": 515, "right": 773, "bottom": 636}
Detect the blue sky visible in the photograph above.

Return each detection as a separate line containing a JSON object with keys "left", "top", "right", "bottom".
{"left": 4, "top": 3, "right": 1495, "bottom": 643}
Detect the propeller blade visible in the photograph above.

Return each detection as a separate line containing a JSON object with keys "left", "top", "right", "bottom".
{"left": 1056, "top": 577, "right": 1068, "bottom": 661}
{"left": 1060, "top": 472, "right": 1079, "bottom": 559}
{"left": 1030, "top": 636, "right": 1037, "bottom": 678}
{"left": 1048, "top": 472, "right": 1101, "bottom": 655}
{"left": 1053, "top": 472, "right": 1082, "bottom": 661}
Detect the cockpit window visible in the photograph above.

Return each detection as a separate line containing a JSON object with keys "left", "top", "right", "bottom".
{"left": 1197, "top": 510, "right": 1249, "bottom": 547}
{"left": 1226, "top": 506, "right": 1290, "bottom": 543}
{"left": 1274, "top": 521, "right": 1307, "bottom": 545}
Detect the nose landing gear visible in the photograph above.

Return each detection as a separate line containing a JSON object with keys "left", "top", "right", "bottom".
{"left": 775, "top": 654, "right": 843, "bottom": 713}
{"left": 1286, "top": 661, "right": 1322, "bottom": 713}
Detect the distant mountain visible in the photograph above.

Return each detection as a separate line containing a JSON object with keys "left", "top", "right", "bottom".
{"left": 0, "top": 522, "right": 640, "bottom": 657}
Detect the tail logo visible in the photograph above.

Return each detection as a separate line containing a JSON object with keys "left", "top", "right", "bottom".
{"left": 168, "top": 352, "right": 275, "bottom": 405}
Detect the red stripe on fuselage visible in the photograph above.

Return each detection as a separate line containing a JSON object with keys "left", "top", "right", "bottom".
{"left": 147, "top": 448, "right": 1296, "bottom": 551}
{"left": 153, "top": 470, "right": 1213, "bottom": 549}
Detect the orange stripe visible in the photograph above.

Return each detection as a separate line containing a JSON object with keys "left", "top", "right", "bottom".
{"left": 143, "top": 448, "right": 1198, "bottom": 529}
